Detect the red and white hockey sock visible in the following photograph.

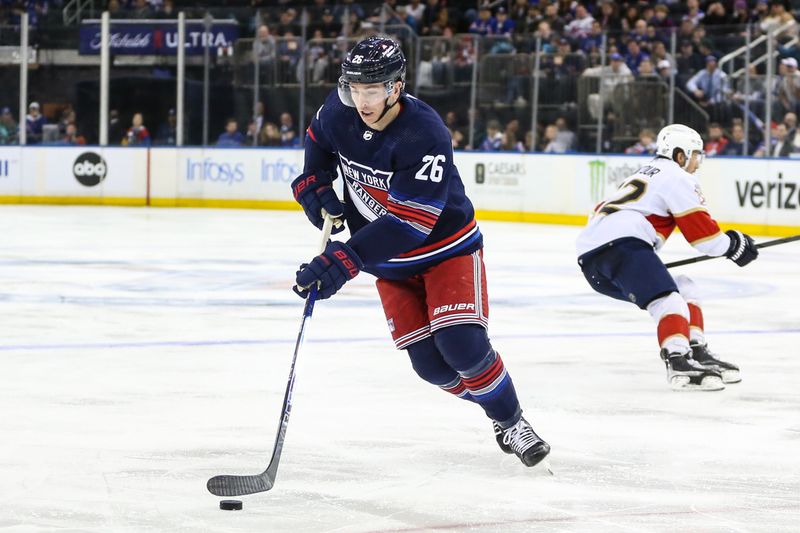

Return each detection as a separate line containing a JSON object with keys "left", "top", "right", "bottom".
{"left": 688, "top": 302, "right": 706, "bottom": 345}
{"left": 648, "top": 292, "right": 691, "bottom": 354}
{"left": 439, "top": 376, "right": 472, "bottom": 401}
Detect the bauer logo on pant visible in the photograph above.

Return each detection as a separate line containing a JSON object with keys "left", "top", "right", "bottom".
{"left": 73, "top": 152, "right": 107, "bottom": 187}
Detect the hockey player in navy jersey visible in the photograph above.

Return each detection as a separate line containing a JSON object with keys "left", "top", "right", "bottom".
{"left": 290, "top": 36, "right": 549, "bottom": 467}
{"left": 577, "top": 124, "right": 759, "bottom": 391}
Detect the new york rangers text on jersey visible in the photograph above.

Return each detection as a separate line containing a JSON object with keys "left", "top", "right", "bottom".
{"left": 304, "top": 90, "right": 482, "bottom": 279}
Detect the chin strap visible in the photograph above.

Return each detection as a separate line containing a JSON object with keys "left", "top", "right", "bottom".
{"left": 371, "top": 92, "right": 400, "bottom": 125}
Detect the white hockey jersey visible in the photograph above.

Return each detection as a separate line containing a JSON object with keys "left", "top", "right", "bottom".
{"left": 576, "top": 157, "right": 732, "bottom": 257}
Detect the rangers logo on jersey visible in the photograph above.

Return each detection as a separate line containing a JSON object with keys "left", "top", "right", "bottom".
{"left": 338, "top": 154, "right": 393, "bottom": 221}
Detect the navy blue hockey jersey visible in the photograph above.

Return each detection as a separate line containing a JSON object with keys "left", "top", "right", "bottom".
{"left": 303, "top": 90, "right": 482, "bottom": 280}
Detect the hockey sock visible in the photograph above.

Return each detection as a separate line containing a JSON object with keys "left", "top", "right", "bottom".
{"left": 434, "top": 325, "right": 522, "bottom": 427}
{"left": 407, "top": 336, "right": 474, "bottom": 401}
{"left": 688, "top": 303, "right": 706, "bottom": 345}
{"left": 648, "top": 292, "right": 691, "bottom": 354}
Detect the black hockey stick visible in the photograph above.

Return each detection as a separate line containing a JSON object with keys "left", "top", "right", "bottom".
{"left": 665, "top": 234, "right": 800, "bottom": 269}
{"left": 207, "top": 215, "right": 335, "bottom": 497}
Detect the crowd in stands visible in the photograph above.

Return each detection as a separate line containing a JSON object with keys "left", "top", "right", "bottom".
{"left": 4, "top": 0, "right": 800, "bottom": 156}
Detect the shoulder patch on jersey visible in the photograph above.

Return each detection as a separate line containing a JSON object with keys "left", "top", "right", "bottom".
{"left": 694, "top": 184, "right": 707, "bottom": 205}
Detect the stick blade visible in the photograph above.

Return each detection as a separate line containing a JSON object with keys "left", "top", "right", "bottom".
{"left": 207, "top": 473, "right": 275, "bottom": 497}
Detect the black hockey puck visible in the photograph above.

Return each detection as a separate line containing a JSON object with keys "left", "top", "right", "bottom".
{"left": 219, "top": 499, "right": 243, "bottom": 511}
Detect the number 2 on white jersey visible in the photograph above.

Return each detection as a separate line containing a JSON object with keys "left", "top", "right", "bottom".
{"left": 415, "top": 154, "right": 445, "bottom": 182}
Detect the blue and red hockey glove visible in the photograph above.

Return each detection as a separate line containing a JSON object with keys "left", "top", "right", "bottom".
{"left": 291, "top": 170, "right": 345, "bottom": 234}
{"left": 294, "top": 241, "right": 363, "bottom": 300}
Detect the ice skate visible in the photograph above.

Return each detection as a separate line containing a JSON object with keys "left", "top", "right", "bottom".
{"left": 660, "top": 349, "right": 725, "bottom": 391}
{"left": 493, "top": 421, "right": 513, "bottom": 454}
{"left": 690, "top": 342, "right": 741, "bottom": 384}
{"left": 499, "top": 417, "right": 550, "bottom": 467}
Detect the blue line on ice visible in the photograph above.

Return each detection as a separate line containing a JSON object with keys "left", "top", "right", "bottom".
{"left": 1, "top": 328, "right": 798, "bottom": 351}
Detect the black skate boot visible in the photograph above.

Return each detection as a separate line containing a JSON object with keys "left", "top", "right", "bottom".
{"left": 499, "top": 417, "right": 550, "bottom": 467}
{"left": 690, "top": 342, "right": 741, "bottom": 384}
{"left": 493, "top": 421, "right": 513, "bottom": 454}
{"left": 660, "top": 349, "right": 725, "bottom": 391}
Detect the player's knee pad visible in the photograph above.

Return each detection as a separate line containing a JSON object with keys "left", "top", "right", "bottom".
{"left": 674, "top": 274, "right": 702, "bottom": 305}
{"left": 406, "top": 336, "right": 458, "bottom": 386}
{"left": 432, "top": 324, "right": 492, "bottom": 372}
{"left": 647, "top": 291, "right": 689, "bottom": 322}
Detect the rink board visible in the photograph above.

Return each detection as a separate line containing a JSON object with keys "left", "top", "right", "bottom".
{"left": 1, "top": 146, "right": 798, "bottom": 235}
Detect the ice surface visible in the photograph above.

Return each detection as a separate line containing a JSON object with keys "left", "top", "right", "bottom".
{"left": 0, "top": 205, "right": 798, "bottom": 532}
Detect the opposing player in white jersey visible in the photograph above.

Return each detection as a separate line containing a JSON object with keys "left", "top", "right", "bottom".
{"left": 576, "top": 124, "right": 759, "bottom": 391}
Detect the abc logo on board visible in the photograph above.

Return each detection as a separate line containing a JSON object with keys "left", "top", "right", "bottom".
{"left": 73, "top": 152, "right": 107, "bottom": 187}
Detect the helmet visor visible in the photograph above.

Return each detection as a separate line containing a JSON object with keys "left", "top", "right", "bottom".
{"left": 338, "top": 77, "right": 393, "bottom": 108}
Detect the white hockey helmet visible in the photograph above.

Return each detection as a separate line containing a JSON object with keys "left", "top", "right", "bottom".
{"left": 655, "top": 124, "right": 704, "bottom": 169}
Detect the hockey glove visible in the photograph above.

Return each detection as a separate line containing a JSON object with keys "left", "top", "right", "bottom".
{"left": 294, "top": 241, "right": 363, "bottom": 300}
{"left": 724, "top": 230, "right": 758, "bottom": 267}
{"left": 291, "top": 170, "right": 345, "bottom": 234}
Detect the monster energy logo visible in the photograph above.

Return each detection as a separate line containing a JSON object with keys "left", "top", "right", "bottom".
{"left": 589, "top": 160, "right": 606, "bottom": 203}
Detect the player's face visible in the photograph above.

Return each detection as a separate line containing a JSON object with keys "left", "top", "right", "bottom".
{"left": 350, "top": 82, "right": 400, "bottom": 122}
{"left": 685, "top": 151, "right": 703, "bottom": 174}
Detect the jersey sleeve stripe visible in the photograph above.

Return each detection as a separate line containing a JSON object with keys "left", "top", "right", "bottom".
{"left": 306, "top": 126, "right": 318, "bottom": 143}
{"left": 386, "top": 213, "right": 431, "bottom": 238}
{"left": 674, "top": 210, "right": 722, "bottom": 244}
{"left": 387, "top": 203, "right": 439, "bottom": 228}
{"left": 388, "top": 189, "right": 446, "bottom": 210}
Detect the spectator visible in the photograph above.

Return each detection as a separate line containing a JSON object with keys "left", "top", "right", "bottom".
{"left": 598, "top": 1, "right": 622, "bottom": 32}
{"left": 650, "top": 41, "right": 676, "bottom": 75}
{"left": 279, "top": 112, "right": 298, "bottom": 147}
{"left": 580, "top": 20, "right": 605, "bottom": 55}
{"left": 469, "top": 3, "right": 494, "bottom": 36}
{"left": 766, "top": 122, "right": 794, "bottom": 157}
{"left": 108, "top": 109, "right": 124, "bottom": 144}
{"left": 704, "top": 123, "right": 729, "bottom": 156}
{"left": 583, "top": 53, "right": 634, "bottom": 120}
{"left": 58, "top": 106, "right": 76, "bottom": 135}
{"left": 624, "top": 39, "right": 650, "bottom": 75}
{"left": 216, "top": 118, "right": 245, "bottom": 147}
{"left": 542, "top": 123, "right": 570, "bottom": 153}
{"left": 314, "top": 7, "right": 342, "bottom": 38}
{"left": 130, "top": 0, "right": 152, "bottom": 19}
{"left": 722, "top": 123, "right": 750, "bottom": 156}
{"left": 624, "top": 128, "right": 657, "bottom": 154}
{"left": 155, "top": 108, "right": 178, "bottom": 145}
{"left": 683, "top": 0, "right": 705, "bottom": 27}
{"left": 259, "top": 122, "right": 282, "bottom": 146}
{"left": 478, "top": 119, "right": 503, "bottom": 151}
{"left": 489, "top": 7, "right": 515, "bottom": 37}
{"left": 59, "top": 123, "right": 86, "bottom": 145}
{"left": 0, "top": 107, "right": 18, "bottom": 145}
{"left": 760, "top": 0, "right": 798, "bottom": 39}
{"left": 686, "top": 55, "right": 731, "bottom": 107}
{"left": 124, "top": 112, "right": 151, "bottom": 146}
{"left": 565, "top": 3, "right": 594, "bottom": 40}
{"left": 278, "top": 31, "right": 302, "bottom": 83}
{"left": 254, "top": 25, "right": 277, "bottom": 83}
{"left": 637, "top": 58, "right": 658, "bottom": 79}
{"left": 657, "top": 59, "right": 673, "bottom": 81}
{"left": 554, "top": 117, "right": 576, "bottom": 151}
{"left": 253, "top": 101, "right": 265, "bottom": 134}
{"left": 405, "top": 0, "right": 426, "bottom": 27}
{"left": 731, "top": 0, "right": 755, "bottom": 26}
{"left": 775, "top": 57, "right": 800, "bottom": 117}
{"left": 676, "top": 40, "right": 704, "bottom": 80}
{"left": 245, "top": 120, "right": 259, "bottom": 146}
{"left": 703, "top": 2, "right": 730, "bottom": 26}
{"left": 650, "top": 4, "right": 674, "bottom": 39}
{"left": 25, "top": 102, "right": 46, "bottom": 145}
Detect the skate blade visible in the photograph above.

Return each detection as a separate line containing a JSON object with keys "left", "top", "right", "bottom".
{"left": 721, "top": 370, "right": 741, "bottom": 384}
{"left": 670, "top": 375, "right": 725, "bottom": 391}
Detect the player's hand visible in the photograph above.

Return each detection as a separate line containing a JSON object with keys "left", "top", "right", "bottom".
{"left": 291, "top": 170, "right": 345, "bottom": 234}
{"left": 724, "top": 230, "right": 758, "bottom": 267}
{"left": 293, "top": 241, "right": 363, "bottom": 300}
